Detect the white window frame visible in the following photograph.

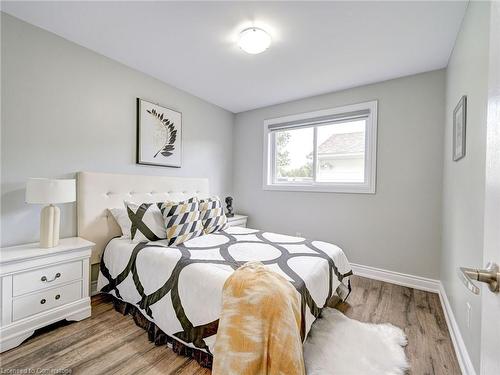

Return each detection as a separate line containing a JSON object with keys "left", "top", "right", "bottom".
{"left": 263, "top": 100, "right": 378, "bottom": 194}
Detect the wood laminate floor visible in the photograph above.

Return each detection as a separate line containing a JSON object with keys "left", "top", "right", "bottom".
{"left": 0, "top": 276, "right": 461, "bottom": 374}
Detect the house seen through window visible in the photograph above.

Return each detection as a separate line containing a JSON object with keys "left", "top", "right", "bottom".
{"left": 264, "top": 101, "right": 377, "bottom": 193}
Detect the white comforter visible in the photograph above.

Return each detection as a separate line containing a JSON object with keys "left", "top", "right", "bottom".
{"left": 97, "top": 226, "right": 352, "bottom": 355}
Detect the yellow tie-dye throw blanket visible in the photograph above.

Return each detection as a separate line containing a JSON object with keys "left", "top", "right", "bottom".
{"left": 212, "top": 262, "right": 306, "bottom": 375}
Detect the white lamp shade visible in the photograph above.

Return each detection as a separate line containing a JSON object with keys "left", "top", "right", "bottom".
{"left": 25, "top": 178, "right": 76, "bottom": 204}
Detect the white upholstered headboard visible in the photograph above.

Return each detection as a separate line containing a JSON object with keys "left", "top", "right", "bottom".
{"left": 77, "top": 171, "right": 210, "bottom": 264}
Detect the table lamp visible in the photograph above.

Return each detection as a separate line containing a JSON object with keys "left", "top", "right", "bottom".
{"left": 25, "top": 178, "right": 76, "bottom": 248}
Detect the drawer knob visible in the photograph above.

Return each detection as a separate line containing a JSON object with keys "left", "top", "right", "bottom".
{"left": 41, "top": 272, "right": 61, "bottom": 282}
{"left": 55, "top": 294, "right": 61, "bottom": 300}
{"left": 40, "top": 299, "right": 46, "bottom": 304}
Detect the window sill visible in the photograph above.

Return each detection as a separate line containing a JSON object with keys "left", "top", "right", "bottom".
{"left": 262, "top": 183, "right": 376, "bottom": 194}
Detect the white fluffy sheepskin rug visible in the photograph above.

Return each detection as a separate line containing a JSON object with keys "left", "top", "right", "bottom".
{"left": 304, "top": 308, "right": 409, "bottom": 375}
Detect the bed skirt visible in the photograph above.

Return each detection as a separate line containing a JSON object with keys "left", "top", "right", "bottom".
{"left": 111, "top": 297, "right": 214, "bottom": 368}
{"left": 109, "top": 279, "right": 351, "bottom": 370}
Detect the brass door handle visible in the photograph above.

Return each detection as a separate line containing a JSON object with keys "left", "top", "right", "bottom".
{"left": 458, "top": 262, "right": 500, "bottom": 294}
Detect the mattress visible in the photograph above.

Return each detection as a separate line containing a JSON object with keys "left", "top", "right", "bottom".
{"left": 97, "top": 226, "right": 352, "bottom": 355}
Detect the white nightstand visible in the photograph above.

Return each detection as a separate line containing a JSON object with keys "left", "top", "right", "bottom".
{"left": 0, "top": 237, "right": 94, "bottom": 352}
{"left": 227, "top": 214, "right": 248, "bottom": 228}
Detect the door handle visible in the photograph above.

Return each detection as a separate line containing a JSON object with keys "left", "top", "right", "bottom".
{"left": 458, "top": 262, "right": 500, "bottom": 294}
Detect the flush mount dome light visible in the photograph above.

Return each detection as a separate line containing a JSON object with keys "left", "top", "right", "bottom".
{"left": 238, "top": 27, "right": 272, "bottom": 54}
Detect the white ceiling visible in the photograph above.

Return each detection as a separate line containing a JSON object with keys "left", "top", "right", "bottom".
{"left": 2, "top": 1, "right": 467, "bottom": 113}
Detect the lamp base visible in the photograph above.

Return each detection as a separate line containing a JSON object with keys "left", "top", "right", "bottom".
{"left": 40, "top": 204, "right": 60, "bottom": 248}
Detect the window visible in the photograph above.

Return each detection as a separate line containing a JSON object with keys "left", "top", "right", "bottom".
{"left": 263, "top": 101, "right": 377, "bottom": 193}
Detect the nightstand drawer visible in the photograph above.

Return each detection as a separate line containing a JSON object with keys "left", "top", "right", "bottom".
{"left": 12, "top": 260, "right": 83, "bottom": 296}
{"left": 226, "top": 215, "right": 248, "bottom": 228}
{"left": 12, "top": 280, "right": 83, "bottom": 321}
{"left": 227, "top": 218, "right": 247, "bottom": 227}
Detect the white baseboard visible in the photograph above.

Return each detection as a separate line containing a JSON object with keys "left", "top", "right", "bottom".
{"left": 351, "top": 263, "right": 441, "bottom": 293}
{"left": 351, "top": 262, "right": 475, "bottom": 375}
{"left": 438, "top": 283, "right": 477, "bottom": 375}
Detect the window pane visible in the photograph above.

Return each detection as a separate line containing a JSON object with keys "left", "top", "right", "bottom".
{"left": 274, "top": 127, "right": 313, "bottom": 183}
{"left": 316, "top": 120, "right": 366, "bottom": 183}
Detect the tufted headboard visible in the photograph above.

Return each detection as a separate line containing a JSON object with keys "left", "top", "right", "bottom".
{"left": 76, "top": 171, "right": 210, "bottom": 264}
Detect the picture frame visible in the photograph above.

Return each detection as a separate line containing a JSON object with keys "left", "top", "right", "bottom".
{"left": 137, "top": 98, "right": 182, "bottom": 168}
{"left": 453, "top": 95, "right": 467, "bottom": 161}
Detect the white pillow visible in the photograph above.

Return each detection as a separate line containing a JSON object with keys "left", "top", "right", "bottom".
{"left": 123, "top": 201, "right": 167, "bottom": 243}
{"left": 108, "top": 207, "right": 131, "bottom": 239}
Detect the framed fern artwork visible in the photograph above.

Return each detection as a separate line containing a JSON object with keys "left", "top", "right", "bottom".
{"left": 137, "top": 98, "right": 182, "bottom": 167}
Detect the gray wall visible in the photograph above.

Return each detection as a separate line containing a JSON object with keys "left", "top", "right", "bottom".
{"left": 441, "top": 2, "right": 490, "bottom": 371}
{"left": 1, "top": 13, "right": 234, "bottom": 247}
{"left": 233, "top": 70, "right": 446, "bottom": 279}
{"left": 1, "top": 6, "right": 493, "bottom": 370}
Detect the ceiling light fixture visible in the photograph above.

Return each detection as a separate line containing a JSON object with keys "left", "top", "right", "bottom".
{"left": 238, "top": 27, "right": 272, "bottom": 54}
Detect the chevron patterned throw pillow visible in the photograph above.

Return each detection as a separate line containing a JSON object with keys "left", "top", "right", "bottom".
{"left": 161, "top": 197, "right": 204, "bottom": 246}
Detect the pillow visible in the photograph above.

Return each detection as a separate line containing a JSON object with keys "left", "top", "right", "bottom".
{"left": 124, "top": 201, "right": 167, "bottom": 243}
{"left": 161, "top": 197, "right": 204, "bottom": 246}
{"left": 199, "top": 196, "right": 228, "bottom": 234}
{"left": 108, "top": 207, "right": 131, "bottom": 238}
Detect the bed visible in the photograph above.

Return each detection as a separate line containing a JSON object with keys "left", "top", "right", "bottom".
{"left": 77, "top": 171, "right": 352, "bottom": 367}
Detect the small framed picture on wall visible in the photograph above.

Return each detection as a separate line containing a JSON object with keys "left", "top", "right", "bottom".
{"left": 453, "top": 95, "right": 467, "bottom": 161}
{"left": 137, "top": 98, "right": 182, "bottom": 168}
